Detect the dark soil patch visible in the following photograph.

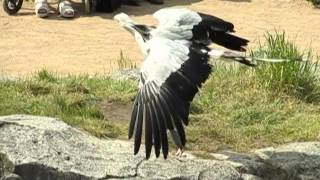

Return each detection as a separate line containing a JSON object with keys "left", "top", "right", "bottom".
{"left": 99, "top": 100, "right": 132, "bottom": 125}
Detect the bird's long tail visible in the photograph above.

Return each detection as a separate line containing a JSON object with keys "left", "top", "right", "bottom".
{"left": 209, "top": 50, "right": 298, "bottom": 66}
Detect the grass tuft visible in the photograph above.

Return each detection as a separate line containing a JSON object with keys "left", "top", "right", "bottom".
{"left": 117, "top": 51, "right": 137, "bottom": 69}
{"left": 252, "top": 31, "right": 320, "bottom": 104}
{"left": 37, "top": 69, "right": 57, "bottom": 82}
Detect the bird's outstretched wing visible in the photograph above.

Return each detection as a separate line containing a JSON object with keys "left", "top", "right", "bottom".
{"left": 129, "top": 37, "right": 212, "bottom": 159}
{"left": 129, "top": 8, "right": 249, "bottom": 159}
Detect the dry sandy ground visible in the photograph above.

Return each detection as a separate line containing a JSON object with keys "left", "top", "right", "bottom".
{"left": 0, "top": 0, "right": 319, "bottom": 76}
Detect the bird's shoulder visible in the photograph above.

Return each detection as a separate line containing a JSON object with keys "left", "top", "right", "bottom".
{"left": 153, "top": 8, "right": 202, "bottom": 28}
{"left": 140, "top": 37, "right": 192, "bottom": 85}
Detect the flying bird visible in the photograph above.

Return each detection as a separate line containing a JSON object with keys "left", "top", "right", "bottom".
{"left": 114, "top": 8, "right": 254, "bottom": 159}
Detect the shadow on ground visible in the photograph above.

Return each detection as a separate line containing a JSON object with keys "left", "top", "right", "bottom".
{"left": 99, "top": 100, "right": 131, "bottom": 124}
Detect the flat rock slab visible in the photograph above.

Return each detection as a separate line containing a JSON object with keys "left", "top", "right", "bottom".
{"left": 0, "top": 115, "right": 241, "bottom": 180}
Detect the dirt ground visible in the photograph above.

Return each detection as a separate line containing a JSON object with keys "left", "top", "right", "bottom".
{"left": 0, "top": 0, "right": 319, "bottom": 76}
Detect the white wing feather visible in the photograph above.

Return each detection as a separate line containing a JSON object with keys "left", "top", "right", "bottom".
{"left": 139, "top": 8, "right": 204, "bottom": 86}
{"left": 141, "top": 37, "right": 191, "bottom": 86}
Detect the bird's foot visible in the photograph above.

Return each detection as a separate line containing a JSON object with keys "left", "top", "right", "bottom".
{"left": 175, "top": 147, "right": 184, "bottom": 157}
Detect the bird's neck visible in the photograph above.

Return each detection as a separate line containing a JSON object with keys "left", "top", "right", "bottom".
{"left": 134, "top": 32, "right": 149, "bottom": 56}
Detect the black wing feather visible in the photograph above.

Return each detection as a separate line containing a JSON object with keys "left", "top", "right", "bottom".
{"left": 144, "top": 103, "right": 153, "bottom": 159}
{"left": 151, "top": 100, "right": 169, "bottom": 159}
{"left": 129, "top": 44, "right": 212, "bottom": 159}
{"left": 193, "top": 12, "right": 249, "bottom": 51}
{"left": 149, "top": 104, "right": 161, "bottom": 157}
{"left": 133, "top": 103, "right": 143, "bottom": 155}
{"left": 198, "top": 12, "right": 235, "bottom": 32}
{"left": 209, "top": 31, "right": 249, "bottom": 51}
{"left": 129, "top": 102, "right": 138, "bottom": 139}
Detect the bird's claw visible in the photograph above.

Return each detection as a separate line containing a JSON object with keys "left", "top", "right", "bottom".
{"left": 175, "top": 148, "right": 184, "bottom": 157}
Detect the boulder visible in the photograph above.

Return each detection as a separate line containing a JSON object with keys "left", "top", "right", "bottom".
{"left": 0, "top": 115, "right": 241, "bottom": 180}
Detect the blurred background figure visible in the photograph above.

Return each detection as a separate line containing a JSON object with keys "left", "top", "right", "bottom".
{"left": 34, "top": 0, "right": 164, "bottom": 18}
{"left": 35, "top": 0, "right": 75, "bottom": 18}
{"left": 95, "top": 0, "right": 164, "bottom": 13}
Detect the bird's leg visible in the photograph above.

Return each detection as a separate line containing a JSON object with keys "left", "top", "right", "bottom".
{"left": 175, "top": 147, "right": 184, "bottom": 157}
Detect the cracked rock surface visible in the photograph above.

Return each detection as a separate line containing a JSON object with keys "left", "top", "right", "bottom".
{"left": 0, "top": 115, "right": 241, "bottom": 180}
{"left": 0, "top": 115, "right": 320, "bottom": 180}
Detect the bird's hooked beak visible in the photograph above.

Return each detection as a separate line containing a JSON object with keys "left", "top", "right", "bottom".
{"left": 114, "top": 13, "right": 136, "bottom": 35}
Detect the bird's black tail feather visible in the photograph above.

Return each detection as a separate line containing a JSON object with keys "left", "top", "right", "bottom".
{"left": 209, "top": 31, "right": 249, "bottom": 51}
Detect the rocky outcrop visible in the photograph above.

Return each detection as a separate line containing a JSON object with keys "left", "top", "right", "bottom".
{"left": 0, "top": 115, "right": 319, "bottom": 180}
{"left": 0, "top": 115, "right": 241, "bottom": 180}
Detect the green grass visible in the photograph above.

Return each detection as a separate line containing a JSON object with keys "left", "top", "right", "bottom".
{"left": 0, "top": 32, "right": 319, "bottom": 154}
{"left": 188, "top": 31, "right": 320, "bottom": 152}
{"left": 0, "top": 70, "right": 137, "bottom": 138}
{"left": 189, "top": 66, "right": 319, "bottom": 152}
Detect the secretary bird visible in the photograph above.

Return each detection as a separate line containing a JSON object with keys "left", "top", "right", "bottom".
{"left": 114, "top": 8, "right": 255, "bottom": 159}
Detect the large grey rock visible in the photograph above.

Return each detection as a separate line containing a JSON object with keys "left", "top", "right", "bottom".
{"left": 1, "top": 115, "right": 320, "bottom": 180}
{"left": 0, "top": 115, "right": 241, "bottom": 180}
{"left": 210, "top": 142, "right": 320, "bottom": 180}
{"left": 138, "top": 158, "right": 241, "bottom": 179}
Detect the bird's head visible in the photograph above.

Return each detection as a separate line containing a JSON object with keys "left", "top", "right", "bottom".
{"left": 114, "top": 13, "right": 154, "bottom": 56}
{"left": 114, "top": 13, "right": 138, "bottom": 37}
{"left": 114, "top": 13, "right": 134, "bottom": 27}
{"left": 114, "top": 13, "right": 152, "bottom": 40}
